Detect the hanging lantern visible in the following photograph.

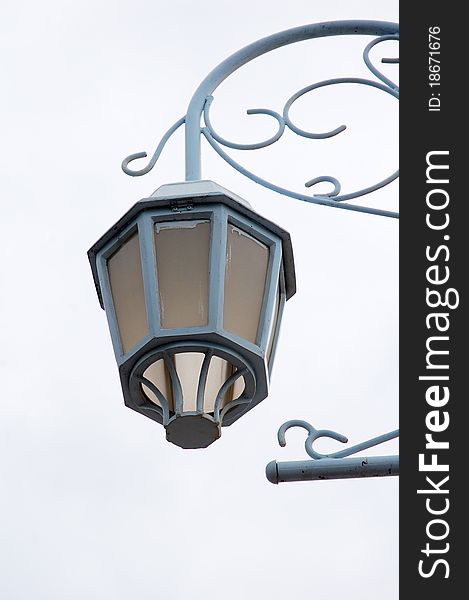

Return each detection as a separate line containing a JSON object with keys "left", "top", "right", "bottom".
{"left": 88, "top": 180, "right": 295, "bottom": 448}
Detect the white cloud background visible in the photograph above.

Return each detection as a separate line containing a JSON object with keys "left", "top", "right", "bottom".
{"left": 1, "top": 1, "right": 398, "bottom": 599}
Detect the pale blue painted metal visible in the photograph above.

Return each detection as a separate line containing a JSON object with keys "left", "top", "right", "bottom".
{"left": 122, "top": 116, "right": 185, "bottom": 177}
{"left": 277, "top": 420, "right": 399, "bottom": 459}
{"left": 122, "top": 20, "right": 399, "bottom": 218}
{"left": 266, "top": 420, "right": 399, "bottom": 483}
{"left": 266, "top": 456, "right": 399, "bottom": 484}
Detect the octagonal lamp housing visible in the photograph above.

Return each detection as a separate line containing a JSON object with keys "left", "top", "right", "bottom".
{"left": 88, "top": 181, "right": 296, "bottom": 449}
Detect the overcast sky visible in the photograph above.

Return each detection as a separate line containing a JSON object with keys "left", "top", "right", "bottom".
{"left": 1, "top": 2, "right": 398, "bottom": 599}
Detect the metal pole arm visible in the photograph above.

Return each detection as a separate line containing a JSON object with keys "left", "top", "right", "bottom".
{"left": 266, "top": 420, "right": 399, "bottom": 484}
{"left": 266, "top": 455, "right": 399, "bottom": 484}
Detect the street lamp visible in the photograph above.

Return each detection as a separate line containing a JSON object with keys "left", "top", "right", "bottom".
{"left": 88, "top": 180, "right": 295, "bottom": 448}
{"left": 89, "top": 20, "right": 399, "bottom": 478}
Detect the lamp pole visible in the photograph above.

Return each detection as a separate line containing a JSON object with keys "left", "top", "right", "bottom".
{"left": 99, "top": 19, "right": 399, "bottom": 480}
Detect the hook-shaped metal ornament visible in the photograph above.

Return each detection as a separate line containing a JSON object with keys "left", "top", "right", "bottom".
{"left": 121, "top": 116, "right": 185, "bottom": 176}
{"left": 266, "top": 420, "right": 399, "bottom": 483}
{"left": 277, "top": 420, "right": 399, "bottom": 460}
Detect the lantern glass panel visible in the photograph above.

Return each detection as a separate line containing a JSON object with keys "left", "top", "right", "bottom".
{"left": 174, "top": 352, "right": 204, "bottom": 411}
{"left": 204, "top": 355, "right": 245, "bottom": 412}
{"left": 107, "top": 231, "right": 148, "bottom": 354}
{"left": 154, "top": 220, "right": 211, "bottom": 329}
{"left": 224, "top": 224, "right": 269, "bottom": 343}
{"left": 142, "top": 358, "right": 174, "bottom": 412}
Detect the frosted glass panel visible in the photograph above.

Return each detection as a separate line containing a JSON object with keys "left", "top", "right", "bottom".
{"left": 142, "top": 359, "right": 174, "bottom": 412}
{"left": 174, "top": 353, "right": 205, "bottom": 412}
{"left": 154, "top": 220, "right": 210, "bottom": 329}
{"left": 204, "top": 355, "right": 245, "bottom": 412}
{"left": 204, "top": 355, "right": 231, "bottom": 412}
{"left": 107, "top": 231, "right": 148, "bottom": 354}
{"left": 224, "top": 225, "right": 269, "bottom": 343}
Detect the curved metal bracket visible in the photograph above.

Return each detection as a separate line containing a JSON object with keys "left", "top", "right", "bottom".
{"left": 278, "top": 420, "right": 399, "bottom": 459}
{"left": 122, "top": 20, "right": 399, "bottom": 218}
{"left": 266, "top": 420, "right": 399, "bottom": 483}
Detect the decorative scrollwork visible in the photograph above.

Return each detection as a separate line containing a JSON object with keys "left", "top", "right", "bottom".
{"left": 277, "top": 419, "right": 399, "bottom": 460}
{"left": 203, "top": 96, "right": 285, "bottom": 150}
{"left": 363, "top": 34, "right": 399, "bottom": 91}
{"left": 121, "top": 22, "right": 399, "bottom": 218}
{"left": 202, "top": 34, "right": 399, "bottom": 209}
{"left": 122, "top": 116, "right": 186, "bottom": 177}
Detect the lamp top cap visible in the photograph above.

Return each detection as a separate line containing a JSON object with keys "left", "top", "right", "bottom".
{"left": 150, "top": 180, "right": 253, "bottom": 209}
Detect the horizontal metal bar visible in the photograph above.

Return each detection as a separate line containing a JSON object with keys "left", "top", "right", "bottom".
{"left": 266, "top": 455, "right": 399, "bottom": 484}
